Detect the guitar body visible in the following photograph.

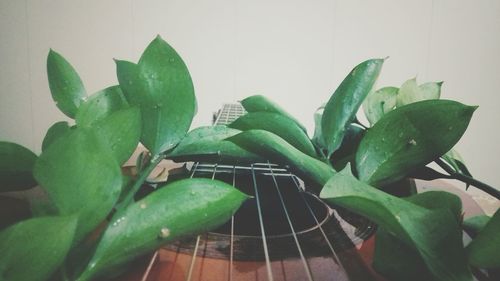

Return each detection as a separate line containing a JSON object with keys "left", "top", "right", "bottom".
{"left": 117, "top": 163, "right": 385, "bottom": 281}
{"left": 111, "top": 104, "right": 485, "bottom": 281}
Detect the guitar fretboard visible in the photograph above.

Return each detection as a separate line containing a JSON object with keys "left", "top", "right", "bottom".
{"left": 213, "top": 103, "right": 246, "bottom": 125}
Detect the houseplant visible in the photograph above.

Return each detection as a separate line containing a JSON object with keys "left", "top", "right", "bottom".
{"left": 0, "top": 36, "right": 499, "bottom": 281}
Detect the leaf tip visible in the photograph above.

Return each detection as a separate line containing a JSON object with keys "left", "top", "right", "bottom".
{"left": 469, "top": 105, "right": 479, "bottom": 112}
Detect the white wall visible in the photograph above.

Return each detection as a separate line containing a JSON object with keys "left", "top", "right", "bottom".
{"left": 1, "top": 0, "right": 500, "bottom": 195}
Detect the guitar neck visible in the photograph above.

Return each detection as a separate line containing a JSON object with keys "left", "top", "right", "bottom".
{"left": 213, "top": 103, "right": 246, "bottom": 125}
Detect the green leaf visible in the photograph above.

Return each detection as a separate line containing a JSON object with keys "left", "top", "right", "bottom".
{"left": 77, "top": 178, "right": 248, "bottom": 281}
{"left": 116, "top": 36, "right": 196, "bottom": 155}
{"left": 0, "top": 216, "right": 77, "bottom": 281}
{"left": 227, "top": 130, "right": 335, "bottom": 191}
{"left": 356, "top": 100, "right": 476, "bottom": 186}
{"left": 90, "top": 107, "right": 141, "bottom": 165}
{"left": 168, "top": 126, "right": 263, "bottom": 164}
{"left": 466, "top": 209, "right": 500, "bottom": 268}
{"left": 374, "top": 230, "right": 434, "bottom": 281}
{"left": 374, "top": 191, "right": 462, "bottom": 281}
{"left": 362, "top": 86, "right": 398, "bottom": 125}
{"left": 373, "top": 191, "right": 462, "bottom": 281}
{"left": 240, "top": 95, "right": 307, "bottom": 132}
{"left": 311, "top": 104, "right": 327, "bottom": 150}
{"left": 75, "top": 85, "right": 141, "bottom": 164}
{"left": 442, "top": 149, "right": 472, "bottom": 177}
{"left": 463, "top": 215, "right": 490, "bottom": 237}
{"left": 0, "top": 142, "right": 38, "bottom": 192}
{"left": 34, "top": 128, "right": 122, "bottom": 243}
{"left": 419, "top": 81, "right": 443, "bottom": 98}
{"left": 47, "top": 49, "right": 86, "bottom": 118}
{"left": 41, "top": 121, "right": 71, "bottom": 151}
{"left": 406, "top": 191, "right": 463, "bottom": 221}
{"left": 322, "top": 59, "right": 384, "bottom": 157}
{"left": 330, "top": 124, "right": 365, "bottom": 171}
{"left": 320, "top": 168, "right": 472, "bottom": 281}
{"left": 397, "top": 78, "right": 442, "bottom": 107}
{"left": 229, "top": 112, "right": 317, "bottom": 157}
{"left": 75, "top": 85, "right": 129, "bottom": 127}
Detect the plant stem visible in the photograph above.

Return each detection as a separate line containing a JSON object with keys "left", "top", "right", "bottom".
{"left": 115, "top": 154, "right": 163, "bottom": 213}
{"left": 435, "top": 159, "right": 500, "bottom": 200}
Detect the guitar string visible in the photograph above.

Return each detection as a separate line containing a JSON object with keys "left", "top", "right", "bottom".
{"left": 267, "top": 161, "right": 314, "bottom": 281}
{"left": 139, "top": 249, "right": 159, "bottom": 281}
{"left": 228, "top": 165, "right": 236, "bottom": 281}
{"left": 289, "top": 174, "right": 350, "bottom": 277}
{"left": 251, "top": 163, "right": 275, "bottom": 281}
{"left": 185, "top": 162, "right": 209, "bottom": 281}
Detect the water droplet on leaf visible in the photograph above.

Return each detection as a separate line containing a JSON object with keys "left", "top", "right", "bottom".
{"left": 158, "top": 227, "right": 170, "bottom": 239}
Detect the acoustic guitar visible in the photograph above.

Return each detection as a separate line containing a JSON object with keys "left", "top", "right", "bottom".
{"left": 113, "top": 103, "right": 484, "bottom": 281}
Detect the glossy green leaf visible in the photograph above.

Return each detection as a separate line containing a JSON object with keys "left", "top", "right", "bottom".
{"left": 75, "top": 85, "right": 141, "bottom": 164}
{"left": 47, "top": 49, "right": 86, "bottom": 118}
{"left": 362, "top": 86, "right": 398, "bottom": 125}
{"left": 419, "top": 81, "right": 443, "bottom": 98}
{"left": 227, "top": 130, "right": 335, "bottom": 191}
{"left": 374, "top": 230, "right": 433, "bottom": 281}
{"left": 397, "top": 78, "right": 442, "bottom": 107}
{"left": 168, "top": 126, "right": 263, "bottom": 164}
{"left": 116, "top": 36, "right": 196, "bottom": 155}
{"left": 406, "top": 191, "right": 463, "bottom": 221}
{"left": 356, "top": 100, "right": 476, "bottom": 186}
{"left": 374, "top": 191, "right": 462, "bottom": 281}
{"left": 0, "top": 216, "right": 77, "bottom": 281}
{"left": 330, "top": 124, "right": 365, "bottom": 171}
{"left": 34, "top": 128, "right": 122, "bottom": 243}
{"left": 467, "top": 209, "right": 500, "bottom": 268}
{"left": 75, "top": 85, "right": 129, "bottom": 127}
{"left": 0, "top": 142, "right": 37, "bottom": 192}
{"left": 229, "top": 112, "right": 317, "bottom": 157}
{"left": 320, "top": 168, "right": 472, "bottom": 281}
{"left": 463, "top": 215, "right": 490, "bottom": 237}
{"left": 442, "top": 149, "right": 472, "bottom": 177}
{"left": 240, "top": 95, "right": 307, "bottom": 132}
{"left": 322, "top": 59, "right": 384, "bottom": 157}
{"left": 90, "top": 107, "right": 141, "bottom": 165}
{"left": 29, "top": 190, "right": 58, "bottom": 218}
{"left": 311, "top": 104, "right": 327, "bottom": 150}
{"left": 77, "top": 178, "right": 249, "bottom": 281}
{"left": 41, "top": 121, "right": 71, "bottom": 151}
